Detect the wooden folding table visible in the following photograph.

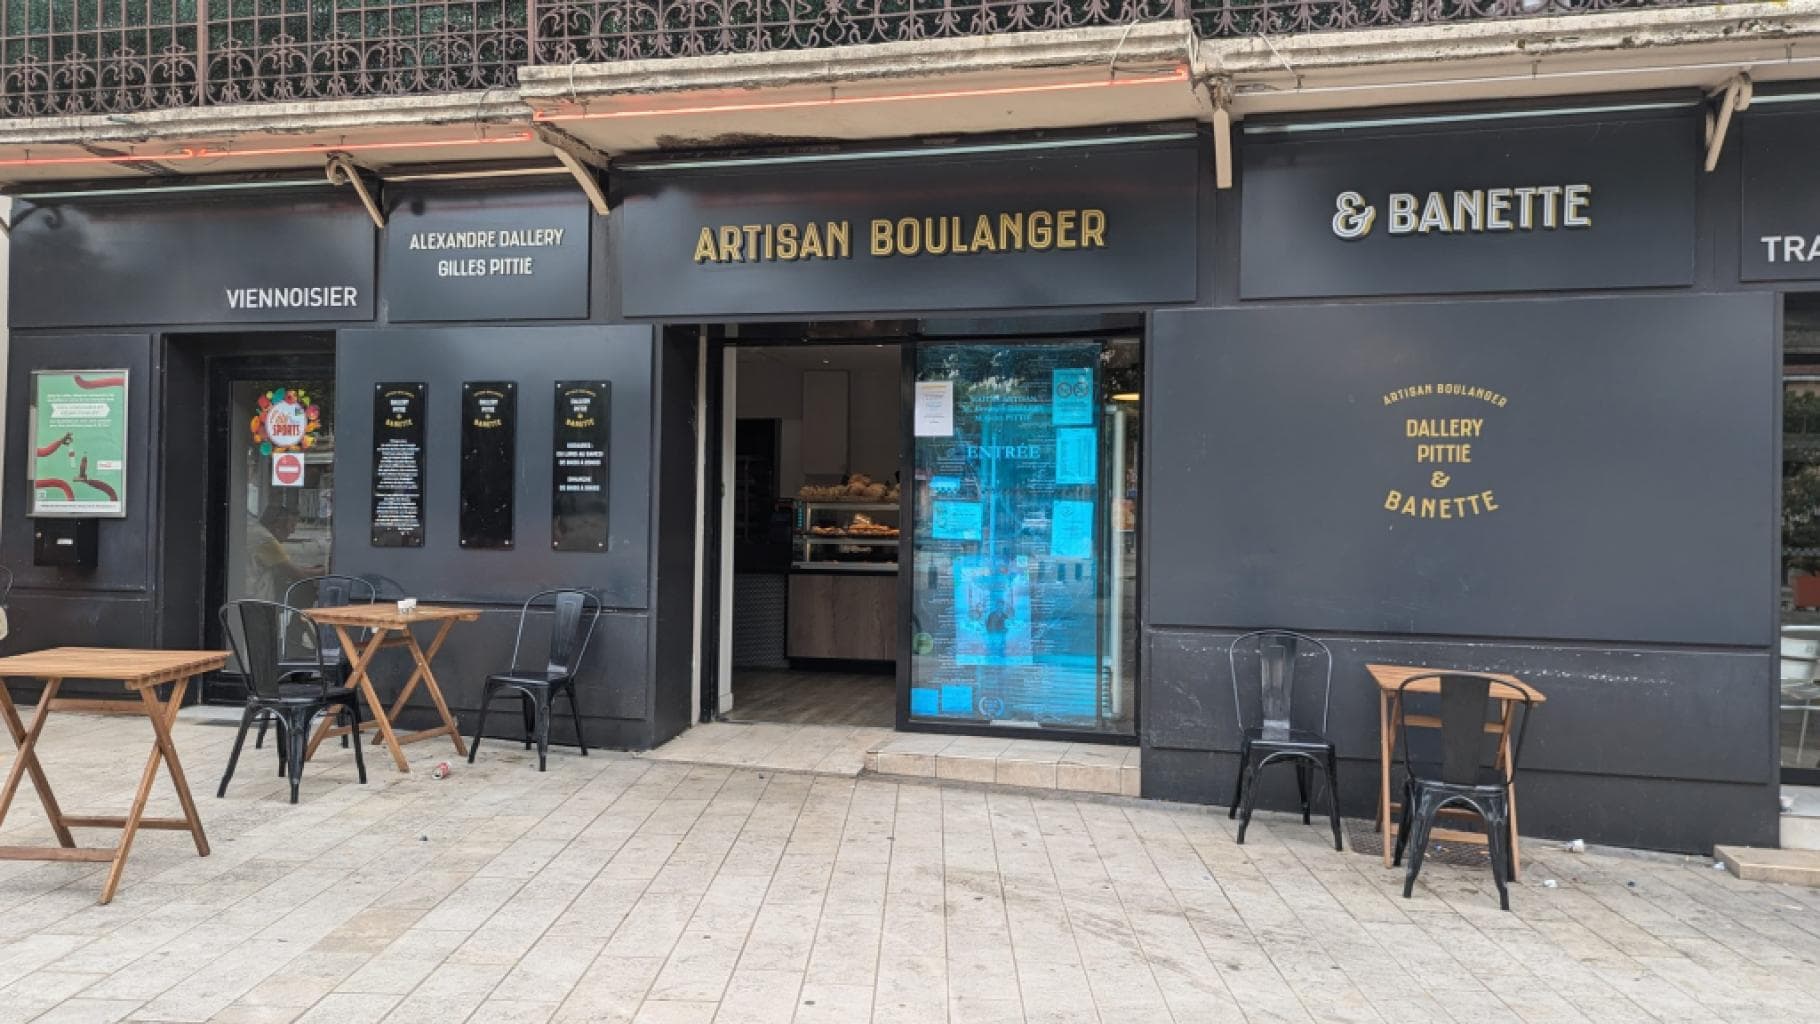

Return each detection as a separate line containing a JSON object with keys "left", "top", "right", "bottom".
{"left": 0, "top": 647, "right": 228, "bottom": 904}
{"left": 1367, "top": 663, "right": 1546, "bottom": 877}
{"left": 304, "top": 604, "right": 477, "bottom": 772}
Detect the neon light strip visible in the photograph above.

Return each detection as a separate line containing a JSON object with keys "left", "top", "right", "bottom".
{"left": 533, "top": 67, "right": 1191, "bottom": 123}
{"left": 0, "top": 131, "right": 535, "bottom": 170}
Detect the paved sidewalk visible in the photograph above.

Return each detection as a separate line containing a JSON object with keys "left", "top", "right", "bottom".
{"left": 0, "top": 711, "right": 1813, "bottom": 1023}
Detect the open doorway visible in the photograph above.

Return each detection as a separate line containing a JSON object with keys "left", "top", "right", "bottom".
{"left": 719, "top": 342, "right": 902, "bottom": 727}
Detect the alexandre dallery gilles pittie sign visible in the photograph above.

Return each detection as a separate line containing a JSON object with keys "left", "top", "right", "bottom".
{"left": 613, "top": 136, "right": 1201, "bottom": 318}
{"left": 383, "top": 186, "right": 592, "bottom": 322}
{"left": 1239, "top": 115, "right": 1699, "bottom": 299}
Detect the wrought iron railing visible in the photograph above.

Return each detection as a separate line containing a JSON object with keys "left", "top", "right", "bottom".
{"left": 1, "top": 0, "right": 1711, "bottom": 119}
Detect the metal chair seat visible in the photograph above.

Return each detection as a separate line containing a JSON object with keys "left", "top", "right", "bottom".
{"left": 1242, "top": 725, "right": 1332, "bottom": 750}
{"left": 1401, "top": 761, "right": 1508, "bottom": 793}
{"left": 486, "top": 669, "right": 574, "bottom": 689}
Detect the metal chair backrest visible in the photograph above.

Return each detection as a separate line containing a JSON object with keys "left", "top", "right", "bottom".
{"left": 1228, "top": 629, "right": 1333, "bottom": 739}
{"left": 508, "top": 589, "right": 603, "bottom": 679}
{"left": 1396, "top": 672, "right": 1536, "bottom": 788}
{"left": 0, "top": 564, "right": 13, "bottom": 607}
{"left": 281, "top": 574, "right": 376, "bottom": 665}
{"left": 220, "top": 600, "right": 328, "bottom": 701}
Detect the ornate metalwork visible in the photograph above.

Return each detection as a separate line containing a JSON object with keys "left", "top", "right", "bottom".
{"left": 0, "top": 2, "right": 201, "bottom": 118}
{"left": 207, "top": 2, "right": 527, "bottom": 104}
{"left": 0, "top": 0, "right": 1714, "bottom": 119}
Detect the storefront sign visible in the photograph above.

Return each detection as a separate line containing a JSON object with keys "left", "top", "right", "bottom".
{"left": 551, "top": 381, "right": 611, "bottom": 552}
{"left": 371, "top": 383, "right": 426, "bottom": 548}
{"left": 460, "top": 382, "right": 517, "bottom": 550}
{"left": 383, "top": 187, "right": 592, "bottom": 321}
{"left": 1240, "top": 116, "right": 1698, "bottom": 298}
{"left": 10, "top": 191, "right": 375, "bottom": 328}
{"left": 1740, "top": 112, "right": 1820, "bottom": 282}
{"left": 616, "top": 137, "right": 1200, "bottom": 317}
{"left": 29, "top": 370, "right": 128, "bottom": 518}
{"left": 1379, "top": 383, "right": 1508, "bottom": 520}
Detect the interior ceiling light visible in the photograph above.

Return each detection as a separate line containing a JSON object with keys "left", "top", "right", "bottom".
{"left": 0, "top": 131, "right": 536, "bottom": 170}
{"left": 1112, "top": 392, "right": 1142, "bottom": 402}
{"left": 534, "top": 67, "right": 1192, "bottom": 123}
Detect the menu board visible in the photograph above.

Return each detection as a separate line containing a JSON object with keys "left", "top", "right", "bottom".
{"left": 371, "top": 382, "right": 426, "bottom": 547}
{"left": 909, "top": 344, "right": 1103, "bottom": 729}
{"left": 460, "top": 382, "right": 516, "bottom": 550}
{"left": 552, "top": 381, "right": 611, "bottom": 552}
{"left": 30, "top": 369, "right": 129, "bottom": 518}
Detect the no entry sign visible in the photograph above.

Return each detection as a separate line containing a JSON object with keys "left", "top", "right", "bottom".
{"left": 272, "top": 451, "right": 305, "bottom": 487}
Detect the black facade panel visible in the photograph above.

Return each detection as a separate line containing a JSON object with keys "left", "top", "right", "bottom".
{"left": 383, "top": 186, "right": 592, "bottom": 322}
{"left": 333, "top": 326, "right": 656, "bottom": 609}
{"left": 1740, "top": 110, "right": 1820, "bottom": 283}
{"left": 1147, "top": 293, "right": 1778, "bottom": 647}
{"left": 1, "top": 334, "right": 158, "bottom": 600}
{"left": 9, "top": 191, "right": 376, "bottom": 328}
{"left": 1145, "top": 629, "right": 1774, "bottom": 785}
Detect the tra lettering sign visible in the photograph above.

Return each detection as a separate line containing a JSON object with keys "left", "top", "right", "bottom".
{"left": 1740, "top": 111, "right": 1820, "bottom": 282}
{"left": 1240, "top": 115, "right": 1698, "bottom": 299}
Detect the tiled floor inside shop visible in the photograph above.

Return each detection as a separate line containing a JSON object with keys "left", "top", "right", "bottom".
{"left": 0, "top": 708, "right": 1816, "bottom": 1023}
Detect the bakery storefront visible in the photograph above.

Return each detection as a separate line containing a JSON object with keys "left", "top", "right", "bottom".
{"left": 614, "top": 129, "right": 1203, "bottom": 742}
{"left": 2, "top": 180, "right": 703, "bottom": 752}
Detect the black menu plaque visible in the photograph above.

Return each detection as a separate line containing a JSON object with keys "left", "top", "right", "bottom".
{"left": 371, "top": 383, "right": 426, "bottom": 548}
{"left": 460, "top": 381, "right": 516, "bottom": 549}
{"left": 552, "top": 381, "right": 612, "bottom": 552}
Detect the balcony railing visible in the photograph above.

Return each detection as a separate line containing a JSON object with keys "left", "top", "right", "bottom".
{"left": 2, "top": 0, "right": 1709, "bottom": 119}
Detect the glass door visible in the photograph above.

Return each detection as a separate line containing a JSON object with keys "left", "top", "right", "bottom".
{"left": 225, "top": 378, "right": 334, "bottom": 608}
{"left": 907, "top": 339, "right": 1140, "bottom": 737}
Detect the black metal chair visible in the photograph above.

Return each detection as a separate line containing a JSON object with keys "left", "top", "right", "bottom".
{"left": 469, "top": 589, "right": 602, "bottom": 772}
{"left": 1227, "top": 629, "right": 1341, "bottom": 850}
{"left": 1392, "top": 672, "right": 1536, "bottom": 911}
{"left": 254, "top": 575, "right": 378, "bottom": 750}
{"left": 218, "top": 600, "right": 367, "bottom": 804}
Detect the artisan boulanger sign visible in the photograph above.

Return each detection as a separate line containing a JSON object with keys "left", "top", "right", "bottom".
{"left": 1240, "top": 116, "right": 1697, "bottom": 299}
{"left": 1740, "top": 111, "right": 1820, "bottom": 282}
{"left": 384, "top": 186, "right": 591, "bottom": 321}
{"left": 618, "top": 137, "right": 1199, "bottom": 317}
{"left": 1380, "top": 383, "right": 1508, "bottom": 520}
{"left": 10, "top": 191, "right": 376, "bottom": 328}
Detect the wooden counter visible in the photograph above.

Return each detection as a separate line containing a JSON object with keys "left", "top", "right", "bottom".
{"left": 788, "top": 569, "right": 898, "bottom": 662}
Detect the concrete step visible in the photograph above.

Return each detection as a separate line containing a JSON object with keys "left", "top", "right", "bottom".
{"left": 1715, "top": 845, "right": 1820, "bottom": 886}
{"left": 1783, "top": 786, "right": 1820, "bottom": 852}
{"left": 866, "top": 734, "right": 1140, "bottom": 796}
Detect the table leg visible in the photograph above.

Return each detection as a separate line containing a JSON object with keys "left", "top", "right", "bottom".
{"left": 0, "top": 678, "right": 75, "bottom": 847}
{"left": 141, "top": 678, "right": 208, "bottom": 857}
{"left": 1380, "top": 691, "right": 1394, "bottom": 868}
{"left": 1498, "top": 702, "right": 1521, "bottom": 881}
{"left": 405, "top": 619, "right": 469, "bottom": 758}
{"left": 311, "top": 626, "right": 409, "bottom": 772}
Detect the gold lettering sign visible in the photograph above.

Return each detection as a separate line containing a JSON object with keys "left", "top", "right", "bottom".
{"left": 1379, "top": 384, "right": 1509, "bottom": 520}
{"left": 691, "top": 209, "right": 1109, "bottom": 264}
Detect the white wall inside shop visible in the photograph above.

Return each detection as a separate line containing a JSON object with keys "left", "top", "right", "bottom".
{"left": 735, "top": 344, "right": 901, "bottom": 498}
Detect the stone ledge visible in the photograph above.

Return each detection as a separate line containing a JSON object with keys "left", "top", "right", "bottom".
{"left": 1714, "top": 844, "right": 1820, "bottom": 885}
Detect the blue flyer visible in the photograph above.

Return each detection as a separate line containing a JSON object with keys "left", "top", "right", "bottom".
{"left": 1055, "top": 427, "right": 1096, "bottom": 485}
{"left": 1051, "top": 499, "right": 1094, "bottom": 559}
{"left": 1051, "top": 368, "right": 1094, "bottom": 426}
{"left": 931, "top": 500, "right": 983, "bottom": 541}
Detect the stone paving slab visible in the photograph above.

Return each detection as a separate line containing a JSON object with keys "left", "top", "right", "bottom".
{"left": 0, "top": 708, "right": 1810, "bottom": 1023}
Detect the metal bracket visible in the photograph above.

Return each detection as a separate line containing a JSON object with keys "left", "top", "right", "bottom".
{"left": 1205, "top": 77, "right": 1235, "bottom": 190}
{"left": 1704, "top": 72, "right": 1753, "bottom": 173}
{"left": 325, "top": 153, "right": 385, "bottom": 228}
{"left": 534, "top": 124, "right": 610, "bottom": 216}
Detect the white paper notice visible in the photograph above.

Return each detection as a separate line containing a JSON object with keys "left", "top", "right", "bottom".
{"left": 914, "top": 381, "right": 954, "bottom": 437}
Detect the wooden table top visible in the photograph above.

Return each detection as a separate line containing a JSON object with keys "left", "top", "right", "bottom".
{"left": 1366, "top": 663, "right": 1547, "bottom": 703}
{"left": 307, "top": 604, "right": 482, "bottom": 629}
{"left": 0, "top": 648, "right": 229, "bottom": 689}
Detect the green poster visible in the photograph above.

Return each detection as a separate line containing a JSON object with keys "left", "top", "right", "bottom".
{"left": 31, "top": 370, "right": 129, "bottom": 517}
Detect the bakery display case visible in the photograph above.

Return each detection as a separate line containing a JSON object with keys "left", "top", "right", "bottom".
{"left": 792, "top": 499, "right": 900, "bottom": 570}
